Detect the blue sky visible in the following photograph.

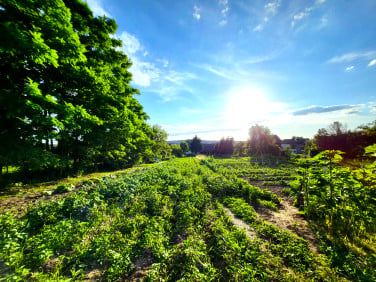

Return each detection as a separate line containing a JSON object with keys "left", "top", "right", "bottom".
{"left": 86, "top": 0, "right": 376, "bottom": 140}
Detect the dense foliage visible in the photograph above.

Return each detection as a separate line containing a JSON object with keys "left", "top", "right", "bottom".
{"left": 0, "top": 0, "right": 157, "bottom": 176}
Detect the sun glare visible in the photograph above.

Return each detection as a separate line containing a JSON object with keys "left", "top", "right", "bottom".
{"left": 225, "top": 86, "right": 270, "bottom": 125}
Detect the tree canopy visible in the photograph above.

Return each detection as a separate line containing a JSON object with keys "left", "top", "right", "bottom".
{"left": 247, "top": 125, "right": 281, "bottom": 156}
{"left": 214, "top": 137, "right": 234, "bottom": 155}
{"left": 180, "top": 141, "right": 189, "bottom": 154}
{"left": 190, "top": 136, "right": 203, "bottom": 154}
{"left": 0, "top": 0, "right": 154, "bottom": 175}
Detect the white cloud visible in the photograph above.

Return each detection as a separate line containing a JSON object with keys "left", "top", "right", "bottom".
{"left": 328, "top": 50, "right": 376, "bottom": 63}
{"left": 193, "top": 5, "right": 201, "bottom": 20}
{"left": 117, "top": 31, "right": 194, "bottom": 92}
{"left": 86, "top": 0, "right": 111, "bottom": 17}
{"left": 129, "top": 58, "right": 160, "bottom": 87}
{"left": 368, "top": 59, "right": 376, "bottom": 67}
{"left": 119, "top": 31, "right": 141, "bottom": 55}
{"left": 116, "top": 31, "right": 159, "bottom": 87}
{"left": 345, "top": 66, "right": 354, "bottom": 71}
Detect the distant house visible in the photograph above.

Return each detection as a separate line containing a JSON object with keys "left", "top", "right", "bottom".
{"left": 281, "top": 137, "right": 309, "bottom": 154}
{"left": 167, "top": 140, "right": 217, "bottom": 155}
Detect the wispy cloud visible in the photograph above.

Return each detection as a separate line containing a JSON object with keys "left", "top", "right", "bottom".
{"left": 129, "top": 58, "right": 160, "bottom": 87}
{"left": 86, "top": 0, "right": 111, "bottom": 17}
{"left": 253, "top": 0, "right": 281, "bottom": 32}
{"left": 194, "top": 59, "right": 284, "bottom": 82}
{"left": 292, "top": 104, "right": 361, "bottom": 116}
{"left": 193, "top": 5, "right": 201, "bottom": 20}
{"left": 119, "top": 31, "right": 141, "bottom": 55}
{"left": 328, "top": 50, "right": 376, "bottom": 63}
{"left": 265, "top": 0, "right": 281, "bottom": 16}
{"left": 117, "top": 31, "right": 196, "bottom": 101}
{"left": 291, "top": 0, "right": 326, "bottom": 27}
{"left": 148, "top": 71, "right": 197, "bottom": 102}
{"left": 118, "top": 31, "right": 159, "bottom": 87}
{"left": 345, "top": 66, "right": 354, "bottom": 71}
{"left": 86, "top": 5, "right": 160, "bottom": 88}
{"left": 196, "top": 64, "right": 237, "bottom": 80}
{"left": 218, "top": 0, "right": 230, "bottom": 26}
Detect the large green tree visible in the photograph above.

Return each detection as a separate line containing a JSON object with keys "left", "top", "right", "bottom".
{"left": 0, "top": 0, "right": 153, "bottom": 174}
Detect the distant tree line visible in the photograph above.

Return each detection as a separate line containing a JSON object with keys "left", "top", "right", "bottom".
{"left": 195, "top": 121, "right": 376, "bottom": 159}
{"left": 314, "top": 121, "right": 376, "bottom": 158}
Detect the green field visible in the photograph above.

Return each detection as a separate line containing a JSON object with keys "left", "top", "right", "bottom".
{"left": 0, "top": 156, "right": 374, "bottom": 281}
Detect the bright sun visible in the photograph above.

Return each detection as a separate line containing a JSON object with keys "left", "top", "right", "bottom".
{"left": 225, "top": 86, "right": 270, "bottom": 125}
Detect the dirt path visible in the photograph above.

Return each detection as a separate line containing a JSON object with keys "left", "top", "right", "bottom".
{"left": 257, "top": 199, "right": 319, "bottom": 254}
{"left": 252, "top": 182, "right": 320, "bottom": 254}
{"left": 223, "top": 207, "right": 257, "bottom": 240}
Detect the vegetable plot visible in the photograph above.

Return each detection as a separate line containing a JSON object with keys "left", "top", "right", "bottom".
{"left": 0, "top": 157, "right": 373, "bottom": 281}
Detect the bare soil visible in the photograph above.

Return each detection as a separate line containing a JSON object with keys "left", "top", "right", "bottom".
{"left": 124, "top": 250, "right": 154, "bottom": 282}
{"left": 251, "top": 181, "right": 320, "bottom": 254}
